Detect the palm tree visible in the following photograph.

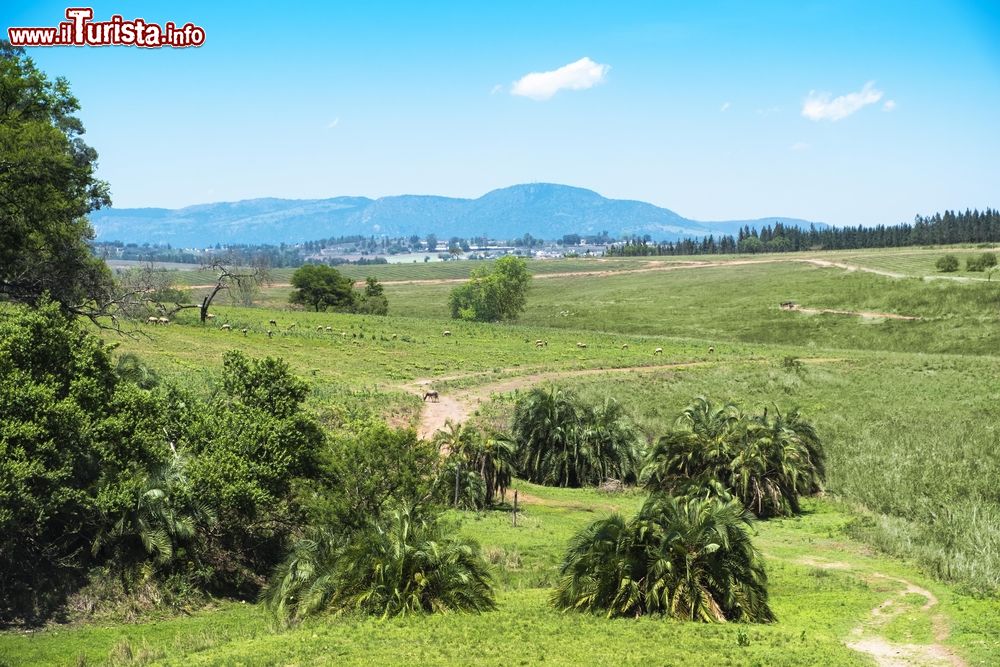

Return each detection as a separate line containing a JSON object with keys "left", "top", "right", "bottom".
{"left": 641, "top": 398, "right": 825, "bottom": 519}
{"left": 512, "top": 386, "right": 640, "bottom": 487}
{"left": 553, "top": 495, "right": 774, "bottom": 623}
{"left": 92, "top": 453, "right": 211, "bottom": 587}
{"left": 263, "top": 504, "right": 495, "bottom": 625}
{"left": 641, "top": 397, "right": 741, "bottom": 495}
{"left": 477, "top": 431, "right": 516, "bottom": 505}
{"left": 512, "top": 385, "right": 581, "bottom": 486}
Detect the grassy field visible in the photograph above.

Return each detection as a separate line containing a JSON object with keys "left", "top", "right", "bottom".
{"left": 4, "top": 245, "right": 999, "bottom": 665}
{"left": 4, "top": 487, "right": 997, "bottom": 666}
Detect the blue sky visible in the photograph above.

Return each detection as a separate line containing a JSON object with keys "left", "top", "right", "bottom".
{"left": 5, "top": 1, "right": 999, "bottom": 225}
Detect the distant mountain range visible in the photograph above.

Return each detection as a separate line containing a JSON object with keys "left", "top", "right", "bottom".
{"left": 89, "top": 183, "right": 825, "bottom": 247}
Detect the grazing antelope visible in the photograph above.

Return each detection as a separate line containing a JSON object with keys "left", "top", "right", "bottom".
{"left": 269, "top": 319, "right": 277, "bottom": 326}
{"left": 535, "top": 340, "right": 547, "bottom": 348}
{"left": 442, "top": 330, "right": 452, "bottom": 336}
{"left": 576, "top": 342, "right": 588, "bottom": 349}
{"left": 206, "top": 313, "right": 216, "bottom": 320}
{"left": 654, "top": 347, "right": 663, "bottom": 355}
{"left": 621, "top": 344, "right": 629, "bottom": 350}
{"left": 708, "top": 346, "right": 715, "bottom": 353}
{"left": 317, "top": 325, "right": 324, "bottom": 331}
{"left": 221, "top": 323, "right": 232, "bottom": 330}
{"left": 267, "top": 330, "right": 274, "bottom": 339}
{"left": 423, "top": 390, "right": 439, "bottom": 402}
{"left": 325, "top": 326, "right": 332, "bottom": 332}
{"left": 158, "top": 317, "right": 169, "bottom": 325}
{"left": 147, "top": 316, "right": 159, "bottom": 325}
{"left": 241, "top": 328, "right": 248, "bottom": 336}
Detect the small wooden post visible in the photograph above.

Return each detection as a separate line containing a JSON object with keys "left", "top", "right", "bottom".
{"left": 512, "top": 489, "right": 518, "bottom": 527}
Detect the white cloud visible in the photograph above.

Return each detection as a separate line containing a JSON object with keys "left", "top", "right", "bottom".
{"left": 802, "top": 81, "right": 884, "bottom": 121}
{"left": 883, "top": 99, "right": 897, "bottom": 112}
{"left": 720, "top": 101, "right": 731, "bottom": 112}
{"left": 327, "top": 118, "right": 340, "bottom": 129}
{"left": 510, "top": 57, "right": 610, "bottom": 101}
{"left": 790, "top": 141, "right": 810, "bottom": 151}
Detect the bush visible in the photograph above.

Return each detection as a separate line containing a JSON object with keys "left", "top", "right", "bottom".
{"left": 449, "top": 256, "right": 531, "bottom": 322}
{"left": 641, "top": 397, "right": 824, "bottom": 518}
{"left": 965, "top": 252, "right": 997, "bottom": 272}
{"left": 935, "top": 255, "right": 960, "bottom": 272}
{"left": 512, "top": 387, "right": 640, "bottom": 488}
{"left": 553, "top": 495, "right": 774, "bottom": 622}
{"left": 263, "top": 505, "right": 495, "bottom": 624}
{"left": 0, "top": 301, "right": 170, "bottom": 624}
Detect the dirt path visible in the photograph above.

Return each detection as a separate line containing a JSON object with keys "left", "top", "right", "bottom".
{"left": 406, "top": 361, "right": 710, "bottom": 439}
{"left": 782, "top": 303, "right": 922, "bottom": 321}
{"left": 797, "top": 258, "right": 909, "bottom": 279}
{"left": 798, "top": 559, "right": 964, "bottom": 666}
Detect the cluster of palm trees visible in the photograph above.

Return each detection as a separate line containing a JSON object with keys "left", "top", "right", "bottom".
{"left": 550, "top": 395, "right": 824, "bottom": 623}
{"left": 512, "top": 387, "right": 640, "bottom": 488}
{"left": 553, "top": 495, "right": 773, "bottom": 622}
{"left": 262, "top": 391, "right": 824, "bottom": 626}
{"left": 641, "top": 397, "right": 825, "bottom": 518}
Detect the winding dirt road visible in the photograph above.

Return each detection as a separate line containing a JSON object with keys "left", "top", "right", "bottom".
{"left": 406, "top": 361, "right": 709, "bottom": 440}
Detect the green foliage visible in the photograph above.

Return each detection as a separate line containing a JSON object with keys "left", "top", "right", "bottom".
{"left": 512, "top": 386, "right": 640, "bottom": 488}
{"left": 288, "top": 264, "right": 355, "bottom": 312}
{"left": 263, "top": 505, "right": 495, "bottom": 624}
{"left": 964, "top": 252, "right": 997, "bottom": 272}
{"left": 449, "top": 256, "right": 531, "bottom": 322}
{"left": 355, "top": 276, "right": 389, "bottom": 315}
{"left": 553, "top": 495, "right": 774, "bottom": 622}
{"left": 0, "top": 43, "right": 112, "bottom": 313}
{"left": 641, "top": 398, "right": 824, "bottom": 518}
{"left": 935, "top": 254, "right": 960, "bottom": 272}
{"left": 91, "top": 453, "right": 212, "bottom": 588}
{"left": 433, "top": 422, "right": 515, "bottom": 509}
{"left": 0, "top": 301, "right": 168, "bottom": 623}
{"left": 183, "top": 351, "right": 324, "bottom": 595}
{"left": 307, "top": 420, "right": 438, "bottom": 531}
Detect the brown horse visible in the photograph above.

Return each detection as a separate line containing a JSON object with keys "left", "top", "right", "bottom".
{"left": 423, "top": 390, "right": 439, "bottom": 402}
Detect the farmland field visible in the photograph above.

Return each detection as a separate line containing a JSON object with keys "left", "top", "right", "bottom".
{"left": 3, "top": 246, "right": 999, "bottom": 666}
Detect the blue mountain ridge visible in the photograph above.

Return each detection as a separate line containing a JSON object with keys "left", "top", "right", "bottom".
{"left": 89, "top": 183, "right": 824, "bottom": 246}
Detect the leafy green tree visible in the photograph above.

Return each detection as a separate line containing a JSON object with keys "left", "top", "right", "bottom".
{"left": 512, "top": 386, "right": 639, "bottom": 488}
{"left": 308, "top": 420, "right": 438, "bottom": 531}
{"left": 936, "top": 254, "right": 960, "bottom": 272}
{"left": 449, "top": 256, "right": 531, "bottom": 322}
{"left": 0, "top": 42, "right": 113, "bottom": 318}
{"left": 355, "top": 276, "right": 388, "bottom": 315}
{"left": 553, "top": 495, "right": 774, "bottom": 622}
{"left": 183, "top": 351, "right": 325, "bottom": 594}
{"left": 288, "top": 264, "right": 355, "bottom": 312}
{"left": 263, "top": 504, "right": 495, "bottom": 624}
{"left": 0, "top": 300, "right": 169, "bottom": 623}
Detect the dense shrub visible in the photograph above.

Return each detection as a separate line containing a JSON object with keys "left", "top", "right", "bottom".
{"left": 935, "top": 254, "right": 960, "bottom": 272}
{"left": 0, "top": 301, "right": 169, "bottom": 624}
{"left": 263, "top": 505, "right": 495, "bottom": 624}
{"left": 965, "top": 252, "right": 997, "bottom": 272}
{"left": 641, "top": 397, "right": 824, "bottom": 518}
{"left": 553, "top": 495, "right": 773, "bottom": 622}
{"left": 449, "top": 256, "right": 531, "bottom": 322}
{"left": 512, "top": 387, "right": 640, "bottom": 488}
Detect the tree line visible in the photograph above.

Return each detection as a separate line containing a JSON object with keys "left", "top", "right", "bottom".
{"left": 607, "top": 209, "right": 1000, "bottom": 257}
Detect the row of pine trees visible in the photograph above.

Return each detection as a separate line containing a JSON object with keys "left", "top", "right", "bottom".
{"left": 608, "top": 208, "right": 1000, "bottom": 257}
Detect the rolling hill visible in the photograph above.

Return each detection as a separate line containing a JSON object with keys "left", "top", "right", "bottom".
{"left": 89, "top": 183, "right": 823, "bottom": 246}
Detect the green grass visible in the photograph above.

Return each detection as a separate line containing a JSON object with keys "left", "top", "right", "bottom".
{"left": 4, "top": 245, "right": 998, "bottom": 664}
{"left": 7, "top": 491, "right": 996, "bottom": 666}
